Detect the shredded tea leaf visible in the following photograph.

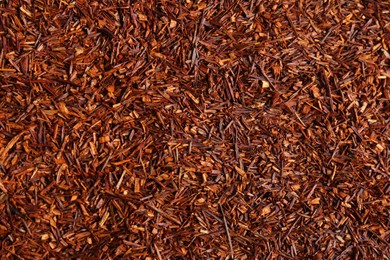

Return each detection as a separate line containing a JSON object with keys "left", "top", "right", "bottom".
{"left": 0, "top": 0, "right": 389, "bottom": 259}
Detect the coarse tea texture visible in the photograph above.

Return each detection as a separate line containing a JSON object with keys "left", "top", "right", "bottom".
{"left": 0, "top": 0, "right": 389, "bottom": 259}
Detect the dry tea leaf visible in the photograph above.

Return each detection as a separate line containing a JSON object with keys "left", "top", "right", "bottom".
{"left": 261, "top": 205, "right": 271, "bottom": 216}
{"left": 0, "top": 0, "right": 388, "bottom": 259}
{"left": 58, "top": 102, "right": 70, "bottom": 115}
{"left": 309, "top": 198, "right": 321, "bottom": 205}
{"left": 169, "top": 20, "right": 177, "bottom": 28}
{"left": 262, "top": 80, "right": 270, "bottom": 89}
{"left": 311, "top": 86, "right": 321, "bottom": 98}
{"left": 234, "top": 166, "right": 246, "bottom": 176}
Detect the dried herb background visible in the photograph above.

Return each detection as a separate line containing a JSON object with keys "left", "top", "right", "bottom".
{"left": 0, "top": 0, "right": 389, "bottom": 259}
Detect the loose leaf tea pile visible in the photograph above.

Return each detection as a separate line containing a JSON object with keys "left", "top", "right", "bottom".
{"left": 0, "top": 0, "right": 389, "bottom": 258}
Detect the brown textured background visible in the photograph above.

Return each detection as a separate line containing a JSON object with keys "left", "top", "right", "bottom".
{"left": 0, "top": 0, "right": 389, "bottom": 258}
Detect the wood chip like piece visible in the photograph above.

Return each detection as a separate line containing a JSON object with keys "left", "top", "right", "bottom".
{"left": 234, "top": 165, "right": 246, "bottom": 176}
{"left": 309, "top": 198, "right": 321, "bottom": 205}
